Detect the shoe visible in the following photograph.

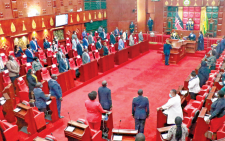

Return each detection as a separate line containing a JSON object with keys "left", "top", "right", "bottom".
{"left": 59, "top": 116, "right": 64, "bottom": 118}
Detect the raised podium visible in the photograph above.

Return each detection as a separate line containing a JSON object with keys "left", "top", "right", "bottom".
{"left": 111, "top": 129, "right": 138, "bottom": 141}
{"left": 64, "top": 120, "right": 92, "bottom": 141}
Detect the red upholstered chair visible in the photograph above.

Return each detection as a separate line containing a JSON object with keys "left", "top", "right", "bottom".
{"left": 38, "top": 50, "right": 47, "bottom": 65}
{"left": 69, "top": 58, "right": 78, "bottom": 70}
{"left": 25, "top": 63, "right": 32, "bottom": 73}
{"left": 89, "top": 52, "right": 94, "bottom": 61}
{"left": 47, "top": 48, "right": 53, "bottom": 57}
{"left": 195, "top": 7, "right": 201, "bottom": 12}
{"left": 1, "top": 53, "right": 8, "bottom": 64}
{"left": 60, "top": 45, "right": 67, "bottom": 54}
{"left": 66, "top": 43, "right": 72, "bottom": 53}
{"left": 2, "top": 70, "right": 11, "bottom": 87}
{"left": 106, "top": 33, "right": 110, "bottom": 40}
{"left": 91, "top": 43, "right": 96, "bottom": 51}
{"left": 0, "top": 120, "right": 19, "bottom": 141}
{"left": 21, "top": 55, "right": 27, "bottom": 64}
{"left": 183, "top": 117, "right": 192, "bottom": 129}
{"left": 52, "top": 55, "right": 57, "bottom": 65}
{"left": 33, "top": 109, "right": 46, "bottom": 131}
{"left": 51, "top": 64, "right": 60, "bottom": 75}
{"left": 111, "top": 45, "right": 116, "bottom": 53}
{"left": 9, "top": 51, "right": 15, "bottom": 57}
{"left": 93, "top": 36, "right": 97, "bottom": 43}
{"left": 41, "top": 67, "right": 51, "bottom": 81}
{"left": 194, "top": 25, "right": 200, "bottom": 30}
{"left": 198, "top": 85, "right": 210, "bottom": 96}
{"left": 14, "top": 58, "right": 21, "bottom": 66}
{"left": 73, "top": 50, "right": 78, "bottom": 57}
{"left": 189, "top": 12, "right": 194, "bottom": 18}
{"left": 17, "top": 77, "right": 29, "bottom": 101}
{"left": 195, "top": 12, "right": 201, "bottom": 18}
{"left": 183, "top": 12, "right": 189, "bottom": 18}
{"left": 217, "top": 124, "right": 225, "bottom": 139}
{"left": 189, "top": 7, "right": 194, "bottom": 12}
{"left": 94, "top": 50, "right": 100, "bottom": 60}
{"left": 183, "top": 7, "right": 189, "bottom": 12}
{"left": 75, "top": 56, "right": 83, "bottom": 67}
{"left": 66, "top": 37, "right": 71, "bottom": 44}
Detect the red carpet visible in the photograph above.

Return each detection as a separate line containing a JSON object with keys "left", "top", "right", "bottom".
{"left": 49, "top": 50, "right": 203, "bottom": 140}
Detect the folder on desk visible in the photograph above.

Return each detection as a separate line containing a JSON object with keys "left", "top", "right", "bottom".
{"left": 14, "top": 108, "right": 21, "bottom": 112}
{"left": 161, "top": 133, "right": 168, "bottom": 139}
{"left": 0, "top": 100, "right": 6, "bottom": 105}
{"left": 113, "top": 135, "right": 122, "bottom": 140}
{"left": 46, "top": 100, "right": 52, "bottom": 105}
{"left": 65, "top": 126, "right": 75, "bottom": 132}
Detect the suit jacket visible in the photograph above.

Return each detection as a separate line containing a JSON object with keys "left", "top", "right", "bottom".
{"left": 88, "top": 35, "right": 94, "bottom": 44}
{"left": 44, "top": 41, "right": 50, "bottom": 49}
{"left": 48, "top": 79, "right": 62, "bottom": 99}
{"left": 56, "top": 51, "right": 63, "bottom": 63}
{"left": 77, "top": 43, "right": 83, "bottom": 56}
{"left": 99, "top": 32, "right": 106, "bottom": 40}
{"left": 114, "top": 29, "right": 119, "bottom": 36}
{"left": 110, "top": 34, "right": 116, "bottom": 44}
{"left": 163, "top": 44, "right": 172, "bottom": 56}
{"left": 34, "top": 88, "right": 50, "bottom": 109}
{"left": 96, "top": 41, "right": 102, "bottom": 50}
{"left": 118, "top": 39, "right": 124, "bottom": 50}
{"left": 98, "top": 86, "right": 112, "bottom": 110}
{"left": 82, "top": 38, "right": 89, "bottom": 48}
{"left": 14, "top": 47, "right": 24, "bottom": 57}
{"left": 72, "top": 34, "right": 77, "bottom": 39}
{"left": 82, "top": 31, "right": 87, "bottom": 38}
{"left": 27, "top": 75, "right": 37, "bottom": 92}
{"left": 25, "top": 49, "right": 35, "bottom": 62}
{"left": 85, "top": 100, "right": 105, "bottom": 123}
{"left": 147, "top": 19, "right": 154, "bottom": 27}
{"left": 32, "top": 61, "right": 43, "bottom": 72}
{"left": 82, "top": 52, "right": 90, "bottom": 64}
{"left": 30, "top": 40, "right": 40, "bottom": 52}
{"left": 130, "top": 24, "right": 135, "bottom": 33}
{"left": 98, "top": 27, "right": 103, "bottom": 33}
{"left": 132, "top": 95, "right": 149, "bottom": 119}
{"left": 129, "top": 35, "right": 134, "bottom": 46}
{"left": 103, "top": 46, "right": 109, "bottom": 56}
{"left": 138, "top": 33, "right": 144, "bottom": 42}
{"left": 6, "top": 60, "right": 20, "bottom": 77}
{"left": 59, "top": 58, "right": 70, "bottom": 73}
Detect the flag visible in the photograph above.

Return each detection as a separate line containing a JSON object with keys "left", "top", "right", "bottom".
{"left": 175, "top": 11, "right": 183, "bottom": 30}
{"left": 203, "top": 12, "right": 208, "bottom": 35}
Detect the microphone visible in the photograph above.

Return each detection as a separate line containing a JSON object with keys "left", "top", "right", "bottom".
{"left": 68, "top": 112, "right": 72, "bottom": 122}
{"left": 118, "top": 120, "right": 121, "bottom": 133}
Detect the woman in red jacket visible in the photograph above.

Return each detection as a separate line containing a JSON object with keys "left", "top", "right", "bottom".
{"left": 85, "top": 91, "right": 107, "bottom": 130}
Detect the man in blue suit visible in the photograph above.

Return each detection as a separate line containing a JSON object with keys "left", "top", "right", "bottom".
{"left": 147, "top": 17, "right": 154, "bottom": 31}
{"left": 103, "top": 42, "right": 109, "bottom": 56}
{"left": 98, "top": 80, "right": 112, "bottom": 110}
{"left": 30, "top": 37, "right": 41, "bottom": 52}
{"left": 82, "top": 29, "right": 87, "bottom": 38}
{"left": 110, "top": 32, "right": 116, "bottom": 45}
{"left": 96, "top": 38, "right": 102, "bottom": 50}
{"left": 77, "top": 41, "right": 83, "bottom": 56}
{"left": 216, "top": 40, "right": 222, "bottom": 59}
{"left": 132, "top": 89, "right": 149, "bottom": 133}
{"left": 188, "top": 31, "right": 196, "bottom": 41}
{"left": 114, "top": 27, "right": 119, "bottom": 37}
{"left": 48, "top": 74, "right": 64, "bottom": 118}
{"left": 118, "top": 37, "right": 124, "bottom": 51}
{"left": 163, "top": 39, "right": 173, "bottom": 65}
{"left": 34, "top": 82, "right": 50, "bottom": 114}
{"left": 221, "top": 36, "right": 225, "bottom": 52}
{"left": 99, "top": 29, "right": 107, "bottom": 41}
{"left": 82, "top": 36, "right": 89, "bottom": 49}
{"left": 25, "top": 44, "right": 35, "bottom": 63}
{"left": 59, "top": 55, "right": 70, "bottom": 73}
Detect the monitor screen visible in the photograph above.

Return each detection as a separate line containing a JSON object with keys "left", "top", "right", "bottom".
{"left": 55, "top": 14, "right": 68, "bottom": 27}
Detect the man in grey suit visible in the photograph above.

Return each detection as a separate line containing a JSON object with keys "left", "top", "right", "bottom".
{"left": 88, "top": 32, "right": 95, "bottom": 44}
{"left": 138, "top": 31, "right": 144, "bottom": 42}
{"left": 129, "top": 33, "right": 134, "bottom": 46}
{"left": 6, "top": 55, "right": 20, "bottom": 83}
{"left": 72, "top": 31, "right": 77, "bottom": 40}
{"left": 98, "top": 80, "right": 112, "bottom": 110}
{"left": 82, "top": 49, "right": 90, "bottom": 64}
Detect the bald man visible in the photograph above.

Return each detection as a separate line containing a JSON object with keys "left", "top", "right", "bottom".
{"left": 132, "top": 89, "right": 149, "bottom": 133}
{"left": 98, "top": 80, "right": 112, "bottom": 110}
{"left": 135, "top": 133, "right": 145, "bottom": 141}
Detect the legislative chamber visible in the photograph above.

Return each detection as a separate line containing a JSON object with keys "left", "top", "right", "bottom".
{"left": 0, "top": 0, "right": 225, "bottom": 140}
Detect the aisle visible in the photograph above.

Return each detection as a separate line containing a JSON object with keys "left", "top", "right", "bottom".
{"left": 51, "top": 50, "right": 203, "bottom": 140}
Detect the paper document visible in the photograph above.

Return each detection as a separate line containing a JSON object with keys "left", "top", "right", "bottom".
{"left": 65, "top": 126, "right": 75, "bottom": 132}
{"left": 219, "top": 82, "right": 223, "bottom": 86}
{"left": 180, "top": 90, "right": 188, "bottom": 95}
{"left": 163, "top": 110, "right": 168, "bottom": 115}
{"left": 113, "top": 135, "right": 122, "bottom": 140}
{"left": 161, "top": 133, "right": 168, "bottom": 139}
{"left": 14, "top": 108, "right": 21, "bottom": 112}
{"left": 0, "top": 97, "right": 4, "bottom": 101}
{"left": 0, "top": 100, "right": 6, "bottom": 105}
{"left": 46, "top": 100, "right": 52, "bottom": 105}
{"left": 212, "top": 98, "right": 218, "bottom": 103}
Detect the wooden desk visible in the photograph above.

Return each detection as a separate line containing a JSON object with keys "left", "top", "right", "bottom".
{"left": 2, "top": 83, "right": 16, "bottom": 107}
{"left": 2, "top": 93, "right": 16, "bottom": 123}
{"left": 195, "top": 64, "right": 201, "bottom": 75}
{"left": 64, "top": 120, "right": 92, "bottom": 141}
{"left": 128, "top": 44, "right": 140, "bottom": 59}
{"left": 139, "top": 40, "right": 149, "bottom": 53}
{"left": 183, "top": 40, "right": 197, "bottom": 53}
{"left": 111, "top": 129, "right": 138, "bottom": 141}
{"left": 205, "top": 86, "right": 216, "bottom": 112}
{"left": 98, "top": 53, "right": 115, "bottom": 73}
{"left": 156, "top": 125, "right": 174, "bottom": 141}
{"left": 175, "top": 30, "right": 199, "bottom": 40}
{"left": 79, "top": 60, "right": 98, "bottom": 82}
{"left": 114, "top": 48, "right": 129, "bottom": 65}
{"left": 192, "top": 107, "right": 209, "bottom": 141}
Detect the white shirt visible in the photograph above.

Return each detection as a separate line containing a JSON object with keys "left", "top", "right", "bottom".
{"left": 162, "top": 94, "right": 183, "bottom": 124}
{"left": 188, "top": 76, "right": 200, "bottom": 93}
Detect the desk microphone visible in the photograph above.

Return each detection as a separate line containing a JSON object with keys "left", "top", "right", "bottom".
{"left": 68, "top": 112, "right": 72, "bottom": 122}
{"left": 118, "top": 120, "right": 121, "bottom": 133}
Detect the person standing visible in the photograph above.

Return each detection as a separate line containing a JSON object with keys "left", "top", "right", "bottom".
{"left": 72, "top": 31, "right": 77, "bottom": 40}
{"left": 163, "top": 39, "right": 173, "bottom": 65}
{"left": 82, "top": 29, "right": 87, "bottom": 38}
{"left": 14, "top": 45, "right": 24, "bottom": 58}
{"left": 188, "top": 31, "right": 196, "bottom": 41}
{"left": 186, "top": 18, "right": 194, "bottom": 30}
{"left": 30, "top": 37, "right": 41, "bottom": 52}
{"left": 221, "top": 36, "right": 225, "bottom": 52}
{"left": 96, "top": 38, "right": 102, "bottom": 50}
{"left": 32, "top": 57, "right": 43, "bottom": 73}
{"left": 82, "top": 36, "right": 89, "bottom": 49}
{"left": 188, "top": 71, "right": 200, "bottom": 100}
{"left": 157, "top": 89, "right": 183, "bottom": 125}
{"left": 118, "top": 37, "right": 124, "bottom": 51}
{"left": 85, "top": 91, "right": 107, "bottom": 130}
{"left": 6, "top": 55, "right": 20, "bottom": 84}
{"left": 43, "top": 38, "right": 50, "bottom": 49}
{"left": 114, "top": 27, "right": 119, "bottom": 37}
{"left": 82, "top": 49, "right": 90, "bottom": 64}
{"left": 216, "top": 40, "right": 222, "bottom": 59}
{"left": 130, "top": 22, "right": 135, "bottom": 34}
{"left": 147, "top": 17, "right": 154, "bottom": 31}
{"left": 110, "top": 32, "right": 116, "bottom": 45}
{"left": 207, "top": 50, "right": 217, "bottom": 71}
{"left": 132, "top": 89, "right": 149, "bottom": 133}
{"left": 48, "top": 74, "right": 64, "bottom": 118}
{"left": 98, "top": 26, "right": 103, "bottom": 34}
{"left": 59, "top": 55, "right": 70, "bottom": 73}
{"left": 26, "top": 69, "right": 38, "bottom": 100}
{"left": 77, "top": 41, "right": 84, "bottom": 57}
{"left": 72, "top": 38, "right": 77, "bottom": 50}
{"left": 198, "top": 61, "right": 210, "bottom": 87}
{"left": 197, "top": 31, "right": 204, "bottom": 51}
{"left": 129, "top": 33, "right": 134, "bottom": 46}
{"left": 88, "top": 32, "right": 95, "bottom": 44}
{"left": 56, "top": 48, "right": 64, "bottom": 63}
{"left": 25, "top": 44, "right": 35, "bottom": 63}
{"left": 98, "top": 80, "right": 112, "bottom": 110}
{"left": 103, "top": 42, "right": 109, "bottom": 56}
{"left": 122, "top": 31, "right": 127, "bottom": 42}
{"left": 138, "top": 31, "right": 144, "bottom": 42}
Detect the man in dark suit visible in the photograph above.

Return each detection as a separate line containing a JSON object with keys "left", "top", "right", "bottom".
{"left": 110, "top": 32, "right": 116, "bottom": 45}
{"left": 30, "top": 37, "right": 41, "bottom": 52}
{"left": 163, "top": 39, "right": 173, "bottom": 65}
{"left": 77, "top": 41, "right": 83, "bottom": 57}
{"left": 25, "top": 44, "right": 35, "bottom": 63}
{"left": 96, "top": 38, "right": 102, "bottom": 50}
{"left": 132, "top": 89, "right": 149, "bottom": 133}
{"left": 59, "top": 55, "right": 70, "bottom": 73}
{"left": 103, "top": 42, "right": 109, "bottom": 56}
{"left": 34, "top": 82, "right": 50, "bottom": 113}
{"left": 98, "top": 80, "right": 112, "bottom": 110}
{"left": 48, "top": 74, "right": 64, "bottom": 118}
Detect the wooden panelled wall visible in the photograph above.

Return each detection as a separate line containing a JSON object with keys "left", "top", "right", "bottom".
{"left": 0, "top": 9, "right": 107, "bottom": 54}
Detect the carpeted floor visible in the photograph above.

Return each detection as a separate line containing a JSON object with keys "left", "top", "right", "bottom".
{"left": 51, "top": 50, "right": 203, "bottom": 140}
